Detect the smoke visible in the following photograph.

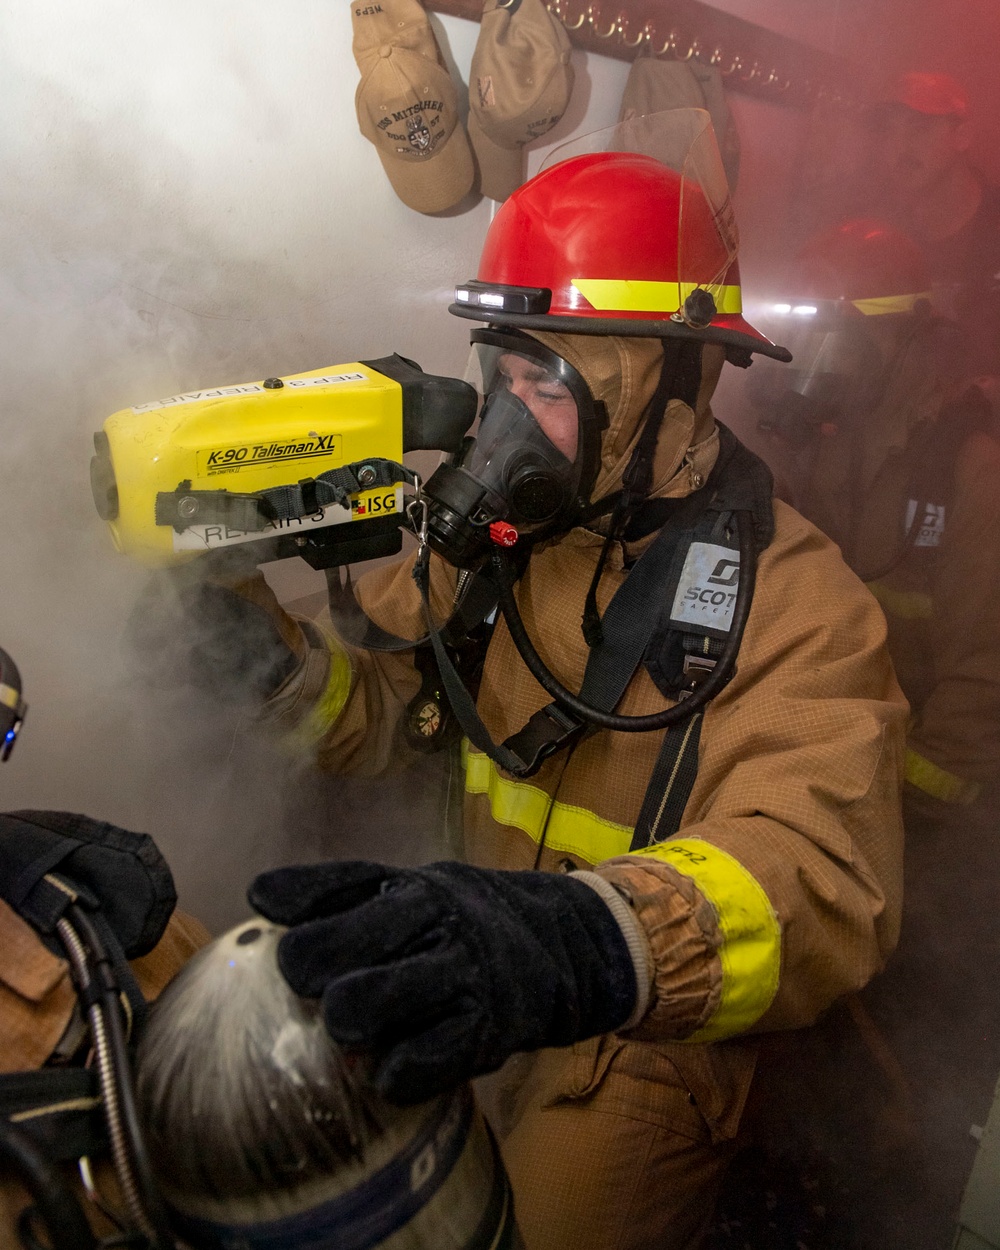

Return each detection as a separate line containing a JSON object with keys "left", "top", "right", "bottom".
{"left": 0, "top": 1, "right": 489, "bottom": 933}
{"left": 3, "top": 1, "right": 1000, "bottom": 1244}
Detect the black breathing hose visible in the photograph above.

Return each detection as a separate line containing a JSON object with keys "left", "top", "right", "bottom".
{"left": 490, "top": 508, "right": 758, "bottom": 733}
{"left": 0, "top": 1119, "right": 97, "bottom": 1250}
{"left": 61, "top": 904, "right": 175, "bottom": 1249}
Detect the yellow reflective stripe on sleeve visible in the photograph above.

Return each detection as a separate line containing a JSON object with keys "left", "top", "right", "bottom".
{"left": 464, "top": 751, "right": 781, "bottom": 1038}
{"left": 289, "top": 626, "right": 353, "bottom": 748}
{"left": 630, "top": 837, "right": 781, "bottom": 1041}
{"left": 852, "top": 291, "right": 933, "bottom": 316}
{"left": 905, "top": 748, "right": 981, "bottom": 805}
{"left": 464, "top": 749, "right": 633, "bottom": 863}
{"left": 571, "top": 279, "right": 743, "bottom": 316}
{"left": 866, "top": 580, "right": 933, "bottom": 620}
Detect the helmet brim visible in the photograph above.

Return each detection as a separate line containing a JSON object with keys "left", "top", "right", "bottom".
{"left": 449, "top": 303, "right": 792, "bottom": 363}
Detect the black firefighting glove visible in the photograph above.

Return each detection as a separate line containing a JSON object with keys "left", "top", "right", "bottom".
{"left": 127, "top": 556, "right": 299, "bottom": 705}
{"left": 249, "top": 859, "right": 639, "bottom": 1104}
{"left": 0, "top": 811, "right": 177, "bottom": 957}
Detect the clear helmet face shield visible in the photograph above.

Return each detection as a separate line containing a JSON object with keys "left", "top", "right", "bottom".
{"left": 747, "top": 306, "right": 882, "bottom": 444}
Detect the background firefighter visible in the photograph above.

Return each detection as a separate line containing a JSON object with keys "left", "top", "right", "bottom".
{"left": 856, "top": 71, "right": 1000, "bottom": 381}
{"left": 749, "top": 215, "right": 1000, "bottom": 1248}
{"left": 144, "top": 117, "right": 908, "bottom": 1249}
{"left": 752, "top": 217, "right": 1000, "bottom": 811}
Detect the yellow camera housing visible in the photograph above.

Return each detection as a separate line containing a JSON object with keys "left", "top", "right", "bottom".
{"left": 91, "top": 358, "right": 476, "bottom": 569}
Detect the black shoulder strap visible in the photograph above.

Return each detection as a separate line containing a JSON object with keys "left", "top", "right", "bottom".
{"left": 910, "top": 384, "right": 991, "bottom": 509}
{"left": 631, "top": 711, "right": 706, "bottom": 850}
{"left": 864, "top": 385, "right": 991, "bottom": 581}
{"left": 324, "top": 566, "right": 499, "bottom": 653}
{"left": 632, "top": 425, "right": 776, "bottom": 846}
{"left": 499, "top": 513, "right": 702, "bottom": 774}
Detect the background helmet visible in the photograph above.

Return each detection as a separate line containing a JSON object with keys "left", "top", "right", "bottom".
{"left": 751, "top": 218, "right": 938, "bottom": 445}
{"left": 451, "top": 126, "right": 790, "bottom": 362}
{"left": 793, "top": 218, "right": 932, "bottom": 316}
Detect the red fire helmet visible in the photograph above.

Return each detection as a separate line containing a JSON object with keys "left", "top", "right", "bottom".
{"left": 451, "top": 150, "right": 790, "bottom": 362}
{"left": 794, "top": 218, "right": 932, "bottom": 316}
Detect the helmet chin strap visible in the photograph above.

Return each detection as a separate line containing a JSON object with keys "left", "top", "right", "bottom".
{"left": 581, "top": 339, "right": 705, "bottom": 648}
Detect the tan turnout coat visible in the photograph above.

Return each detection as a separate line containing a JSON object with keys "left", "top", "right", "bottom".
{"left": 253, "top": 332, "right": 907, "bottom": 1248}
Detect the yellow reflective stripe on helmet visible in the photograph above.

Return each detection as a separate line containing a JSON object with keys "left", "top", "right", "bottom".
{"left": 905, "top": 748, "right": 981, "bottom": 805}
{"left": 0, "top": 683, "right": 20, "bottom": 711}
{"left": 289, "top": 626, "right": 352, "bottom": 749}
{"left": 464, "top": 749, "right": 633, "bottom": 863}
{"left": 852, "top": 292, "right": 933, "bottom": 317}
{"left": 866, "top": 580, "right": 933, "bottom": 620}
{"left": 571, "top": 279, "right": 743, "bottom": 316}
{"left": 630, "top": 838, "right": 781, "bottom": 1041}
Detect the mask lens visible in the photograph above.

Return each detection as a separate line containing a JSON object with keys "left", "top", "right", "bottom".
{"left": 490, "top": 351, "right": 580, "bottom": 462}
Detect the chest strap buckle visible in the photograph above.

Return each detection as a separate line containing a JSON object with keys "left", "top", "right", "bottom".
{"left": 678, "top": 653, "right": 717, "bottom": 699}
{"left": 501, "top": 703, "right": 585, "bottom": 777}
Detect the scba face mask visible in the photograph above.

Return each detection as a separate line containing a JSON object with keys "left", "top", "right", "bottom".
{"left": 423, "top": 330, "right": 605, "bottom": 568}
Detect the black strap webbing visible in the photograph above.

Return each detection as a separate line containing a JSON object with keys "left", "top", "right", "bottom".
{"left": 0, "top": 1068, "right": 107, "bottom": 1161}
{"left": 630, "top": 712, "right": 705, "bottom": 848}
{"left": 156, "top": 458, "right": 417, "bottom": 533}
{"left": 262, "top": 459, "right": 416, "bottom": 522}
{"left": 324, "top": 567, "right": 499, "bottom": 654}
{"left": 574, "top": 505, "right": 702, "bottom": 711}
{"left": 424, "top": 514, "right": 699, "bottom": 777}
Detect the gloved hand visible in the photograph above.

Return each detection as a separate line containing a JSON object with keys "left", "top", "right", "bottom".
{"left": 127, "top": 553, "right": 301, "bottom": 704}
{"left": 0, "top": 811, "right": 177, "bottom": 956}
{"left": 249, "top": 859, "right": 639, "bottom": 1104}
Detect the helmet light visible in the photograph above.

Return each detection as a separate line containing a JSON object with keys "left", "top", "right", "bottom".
{"left": 453, "top": 281, "right": 552, "bottom": 316}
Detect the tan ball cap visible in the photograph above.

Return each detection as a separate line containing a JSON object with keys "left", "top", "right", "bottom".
{"left": 468, "top": 0, "right": 574, "bottom": 202}
{"left": 352, "top": 0, "right": 475, "bottom": 214}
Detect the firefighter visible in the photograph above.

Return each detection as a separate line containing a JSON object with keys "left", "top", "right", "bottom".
{"left": 750, "top": 216, "right": 1000, "bottom": 1244}
{"left": 0, "top": 815, "right": 209, "bottom": 1246}
{"left": 860, "top": 71, "right": 1000, "bottom": 376}
{"left": 165, "top": 127, "right": 907, "bottom": 1248}
{"left": 752, "top": 217, "right": 1000, "bottom": 809}
{"left": 0, "top": 647, "right": 209, "bottom": 1247}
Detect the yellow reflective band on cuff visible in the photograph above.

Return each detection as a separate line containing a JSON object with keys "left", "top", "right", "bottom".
{"left": 464, "top": 749, "right": 633, "bottom": 863}
{"left": 290, "top": 628, "right": 352, "bottom": 749}
{"left": 905, "top": 748, "right": 981, "bottom": 805}
{"left": 866, "top": 580, "right": 933, "bottom": 620}
{"left": 571, "top": 279, "right": 743, "bottom": 316}
{"left": 852, "top": 291, "right": 933, "bottom": 316}
{"left": 630, "top": 837, "right": 781, "bottom": 1041}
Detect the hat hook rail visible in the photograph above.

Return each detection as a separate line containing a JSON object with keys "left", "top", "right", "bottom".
{"left": 423, "top": 0, "right": 849, "bottom": 109}
{"left": 587, "top": 5, "right": 619, "bottom": 38}
{"left": 543, "top": 0, "right": 820, "bottom": 100}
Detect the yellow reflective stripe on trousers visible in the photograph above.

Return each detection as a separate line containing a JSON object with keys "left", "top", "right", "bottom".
{"left": 630, "top": 838, "right": 781, "bottom": 1041}
{"left": 866, "top": 580, "right": 933, "bottom": 620}
{"left": 465, "top": 751, "right": 781, "bottom": 1040}
{"left": 571, "top": 279, "right": 743, "bottom": 315}
{"left": 289, "top": 628, "right": 353, "bottom": 749}
{"left": 905, "top": 748, "right": 981, "bottom": 805}
{"left": 464, "top": 750, "right": 633, "bottom": 863}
